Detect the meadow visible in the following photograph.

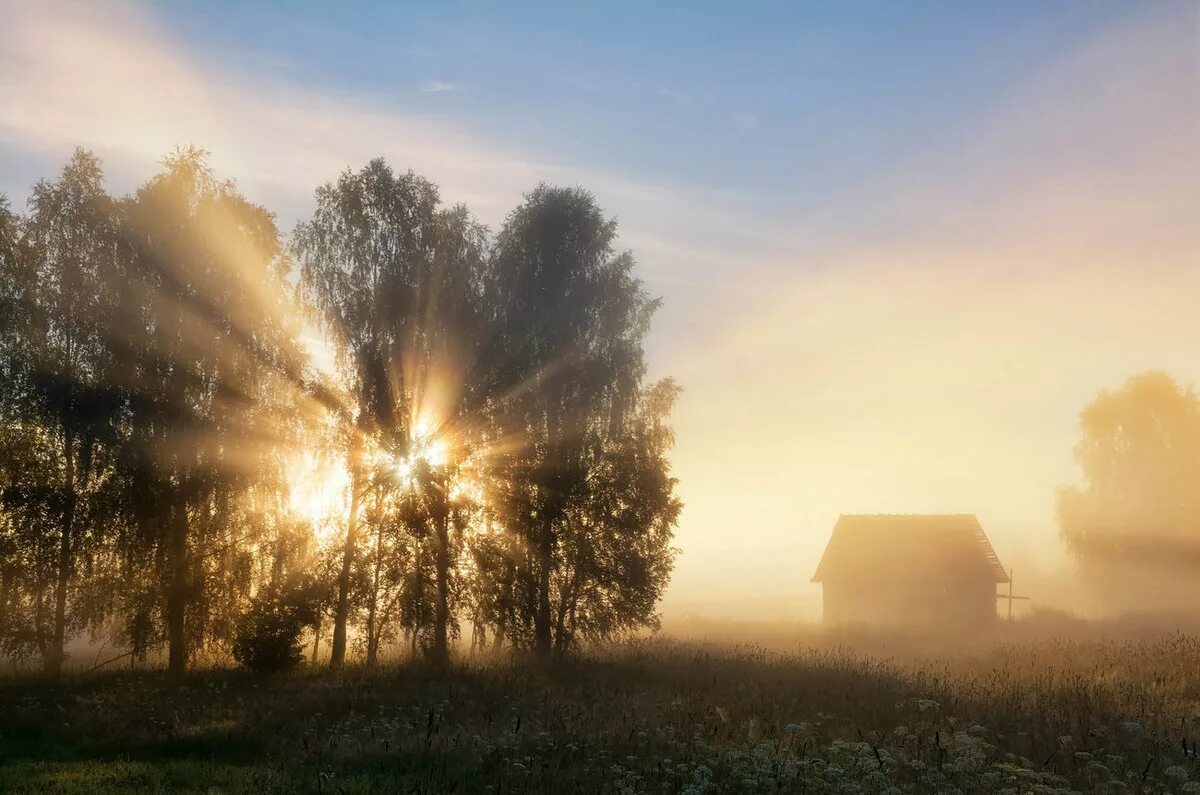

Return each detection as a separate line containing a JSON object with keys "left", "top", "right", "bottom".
{"left": 2, "top": 630, "right": 1200, "bottom": 794}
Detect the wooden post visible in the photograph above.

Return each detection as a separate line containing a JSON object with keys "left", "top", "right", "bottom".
{"left": 1008, "top": 569, "right": 1013, "bottom": 621}
{"left": 996, "top": 567, "right": 1031, "bottom": 620}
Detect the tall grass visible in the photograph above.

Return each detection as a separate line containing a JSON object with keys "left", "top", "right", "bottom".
{"left": 2, "top": 636, "right": 1198, "bottom": 792}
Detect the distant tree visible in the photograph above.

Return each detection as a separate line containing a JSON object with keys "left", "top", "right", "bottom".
{"left": 0, "top": 152, "right": 125, "bottom": 675}
{"left": 1058, "top": 371, "right": 1200, "bottom": 612}
{"left": 116, "top": 148, "right": 305, "bottom": 676}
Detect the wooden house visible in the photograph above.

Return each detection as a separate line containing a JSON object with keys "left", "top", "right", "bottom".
{"left": 812, "top": 514, "right": 1009, "bottom": 627}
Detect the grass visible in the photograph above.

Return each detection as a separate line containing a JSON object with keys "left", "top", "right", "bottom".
{"left": 2, "top": 636, "right": 1200, "bottom": 793}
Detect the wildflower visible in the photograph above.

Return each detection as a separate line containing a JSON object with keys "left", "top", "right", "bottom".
{"left": 1163, "top": 765, "right": 1189, "bottom": 783}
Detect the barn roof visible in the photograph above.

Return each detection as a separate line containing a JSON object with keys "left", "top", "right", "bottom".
{"left": 811, "top": 514, "right": 1010, "bottom": 584}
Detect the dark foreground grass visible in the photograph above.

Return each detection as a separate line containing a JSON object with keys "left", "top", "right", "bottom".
{"left": 2, "top": 637, "right": 1199, "bottom": 793}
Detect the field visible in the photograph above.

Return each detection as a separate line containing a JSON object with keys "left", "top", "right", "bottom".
{"left": 2, "top": 634, "right": 1200, "bottom": 794}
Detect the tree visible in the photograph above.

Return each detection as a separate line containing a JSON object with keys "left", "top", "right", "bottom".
{"left": 294, "top": 160, "right": 442, "bottom": 666}
{"left": 116, "top": 148, "right": 305, "bottom": 676}
{"left": 485, "top": 185, "right": 673, "bottom": 658}
{"left": 552, "top": 379, "right": 681, "bottom": 650}
{"left": 0, "top": 152, "right": 125, "bottom": 675}
{"left": 413, "top": 204, "right": 490, "bottom": 664}
{"left": 0, "top": 153, "right": 682, "bottom": 672}
{"left": 1058, "top": 371, "right": 1200, "bottom": 613}
{"left": 295, "top": 163, "right": 490, "bottom": 666}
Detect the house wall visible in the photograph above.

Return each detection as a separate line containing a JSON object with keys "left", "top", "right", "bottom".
{"left": 821, "top": 572, "right": 997, "bottom": 628}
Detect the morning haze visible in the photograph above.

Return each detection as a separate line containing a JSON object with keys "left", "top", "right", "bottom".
{"left": 1, "top": 1, "right": 1199, "bottom": 792}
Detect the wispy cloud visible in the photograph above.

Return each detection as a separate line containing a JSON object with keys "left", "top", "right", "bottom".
{"left": 0, "top": 0, "right": 767, "bottom": 272}
{"left": 418, "top": 80, "right": 458, "bottom": 94}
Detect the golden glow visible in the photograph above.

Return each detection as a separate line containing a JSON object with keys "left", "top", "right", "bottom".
{"left": 393, "top": 456, "right": 415, "bottom": 483}
{"left": 286, "top": 453, "right": 350, "bottom": 540}
{"left": 423, "top": 439, "right": 449, "bottom": 468}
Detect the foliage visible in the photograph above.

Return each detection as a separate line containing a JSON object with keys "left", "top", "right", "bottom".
{"left": 482, "top": 184, "right": 667, "bottom": 657}
{"left": 232, "top": 583, "right": 319, "bottom": 673}
{"left": 111, "top": 147, "right": 307, "bottom": 675}
{"left": 0, "top": 147, "right": 680, "bottom": 675}
{"left": 0, "top": 151, "right": 125, "bottom": 674}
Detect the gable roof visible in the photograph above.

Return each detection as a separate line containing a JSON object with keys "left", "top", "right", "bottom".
{"left": 811, "top": 514, "right": 1010, "bottom": 584}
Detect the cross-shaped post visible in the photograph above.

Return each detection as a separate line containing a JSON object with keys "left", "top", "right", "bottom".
{"left": 996, "top": 568, "right": 1031, "bottom": 621}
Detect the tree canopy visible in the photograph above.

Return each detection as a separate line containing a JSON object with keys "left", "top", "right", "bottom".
{"left": 0, "top": 149, "right": 680, "bottom": 673}
{"left": 1058, "top": 370, "right": 1200, "bottom": 612}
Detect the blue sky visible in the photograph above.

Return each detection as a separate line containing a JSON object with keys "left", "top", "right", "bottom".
{"left": 158, "top": 1, "right": 1138, "bottom": 206}
{"left": 1, "top": 1, "right": 1197, "bottom": 616}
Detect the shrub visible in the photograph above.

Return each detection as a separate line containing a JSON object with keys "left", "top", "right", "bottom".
{"left": 233, "top": 589, "right": 315, "bottom": 673}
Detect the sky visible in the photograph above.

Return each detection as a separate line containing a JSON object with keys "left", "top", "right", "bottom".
{"left": 1, "top": 0, "right": 1198, "bottom": 619}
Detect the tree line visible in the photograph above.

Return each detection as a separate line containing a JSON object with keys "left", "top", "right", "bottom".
{"left": 0, "top": 147, "right": 681, "bottom": 676}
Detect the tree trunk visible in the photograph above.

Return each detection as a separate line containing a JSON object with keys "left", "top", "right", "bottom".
{"left": 553, "top": 576, "right": 573, "bottom": 655}
{"left": 365, "top": 516, "right": 382, "bottom": 668}
{"left": 491, "top": 604, "right": 506, "bottom": 654}
{"left": 330, "top": 468, "right": 361, "bottom": 668}
{"left": 430, "top": 491, "right": 451, "bottom": 666}
{"left": 534, "top": 403, "right": 563, "bottom": 660}
{"left": 166, "top": 488, "right": 189, "bottom": 678}
{"left": 311, "top": 614, "right": 322, "bottom": 664}
{"left": 47, "top": 435, "right": 76, "bottom": 677}
{"left": 534, "top": 520, "right": 553, "bottom": 659}
{"left": 33, "top": 569, "right": 48, "bottom": 667}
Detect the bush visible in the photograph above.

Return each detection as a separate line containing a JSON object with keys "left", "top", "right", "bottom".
{"left": 233, "top": 591, "right": 313, "bottom": 673}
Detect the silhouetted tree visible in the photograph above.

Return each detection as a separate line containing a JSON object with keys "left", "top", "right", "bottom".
{"left": 0, "top": 152, "right": 125, "bottom": 675}
{"left": 0, "top": 152, "right": 681, "bottom": 672}
{"left": 553, "top": 378, "right": 681, "bottom": 650}
{"left": 295, "top": 163, "right": 490, "bottom": 666}
{"left": 485, "top": 185, "right": 671, "bottom": 658}
{"left": 1058, "top": 371, "right": 1200, "bottom": 612}
{"left": 294, "top": 160, "right": 441, "bottom": 666}
{"left": 116, "top": 148, "right": 305, "bottom": 675}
